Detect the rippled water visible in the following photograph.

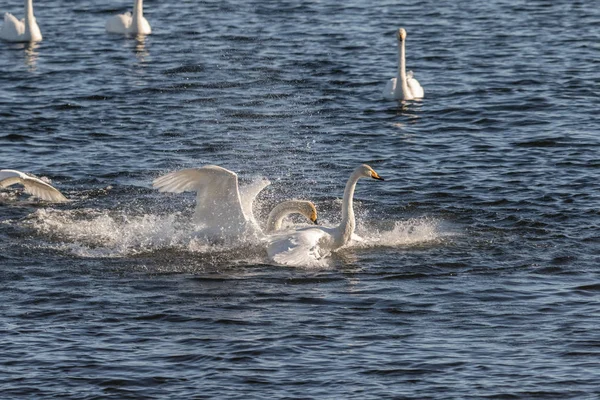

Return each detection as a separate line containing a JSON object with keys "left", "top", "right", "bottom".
{"left": 1, "top": 0, "right": 600, "bottom": 398}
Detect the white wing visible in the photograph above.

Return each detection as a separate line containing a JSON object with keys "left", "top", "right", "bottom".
{"left": 0, "top": 13, "right": 25, "bottom": 41}
{"left": 153, "top": 166, "right": 247, "bottom": 232}
{"left": 383, "top": 77, "right": 398, "bottom": 100}
{"left": 267, "top": 227, "right": 332, "bottom": 268}
{"left": 238, "top": 178, "right": 270, "bottom": 224}
{"left": 0, "top": 169, "right": 68, "bottom": 202}
{"left": 406, "top": 71, "right": 424, "bottom": 99}
{"left": 106, "top": 12, "right": 131, "bottom": 34}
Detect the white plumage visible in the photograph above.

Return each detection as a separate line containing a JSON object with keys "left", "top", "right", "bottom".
{"left": 383, "top": 28, "right": 424, "bottom": 100}
{"left": 0, "top": 169, "right": 67, "bottom": 202}
{"left": 267, "top": 164, "right": 384, "bottom": 268}
{"left": 106, "top": 0, "right": 151, "bottom": 35}
{"left": 0, "top": 0, "right": 42, "bottom": 43}
{"left": 153, "top": 166, "right": 318, "bottom": 239}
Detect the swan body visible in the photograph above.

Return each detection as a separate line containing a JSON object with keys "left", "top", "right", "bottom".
{"left": 0, "top": 0, "right": 42, "bottom": 42}
{"left": 153, "top": 166, "right": 318, "bottom": 239}
{"left": 267, "top": 164, "right": 384, "bottom": 267}
{"left": 106, "top": 0, "right": 151, "bottom": 35}
{"left": 383, "top": 28, "right": 423, "bottom": 100}
{"left": 0, "top": 169, "right": 67, "bottom": 202}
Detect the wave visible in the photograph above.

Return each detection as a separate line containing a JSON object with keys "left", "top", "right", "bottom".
{"left": 21, "top": 208, "right": 449, "bottom": 265}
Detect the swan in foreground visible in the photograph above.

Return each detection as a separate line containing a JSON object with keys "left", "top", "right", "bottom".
{"left": 383, "top": 28, "right": 424, "bottom": 100}
{"left": 0, "top": 0, "right": 42, "bottom": 42}
{"left": 153, "top": 166, "right": 318, "bottom": 239}
{"left": 267, "top": 164, "right": 384, "bottom": 267}
{"left": 106, "top": 0, "right": 151, "bottom": 35}
{"left": 0, "top": 169, "right": 67, "bottom": 202}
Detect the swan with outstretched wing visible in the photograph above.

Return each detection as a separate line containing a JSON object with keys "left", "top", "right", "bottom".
{"left": 0, "top": 169, "right": 67, "bottom": 202}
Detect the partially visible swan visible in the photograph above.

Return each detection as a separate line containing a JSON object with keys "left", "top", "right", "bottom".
{"left": 106, "top": 0, "right": 151, "bottom": 35}
{"left": 0, "top": 0, "right": 42, "bottom": 43}
{"left": 383, "top": 28, "right": 424, "bottom": 100}
{"left": 265, "top": 200, "right": 318, "bottom": 233}
{"left": 153, "top": 166, "right": 318, "bottom": 239}
{"left": 267, "top": 164, "right": 384, "bottom": 267}
{"left": 0, "top": 169, "right": 67, "bottom": 202}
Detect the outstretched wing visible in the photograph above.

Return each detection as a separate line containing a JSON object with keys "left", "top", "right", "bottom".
{"left": 0, "top": 169, "right": 68, "bottom": 202}
{"left": 406, "top": 71, "right": 424, "bottom": 98}
{"left": 267, "top": 228, "right": 331, "bottom": 268}
{"left": 153, "top": 165, "right": 247, "bottom": 231}
{"left": 238, "top": 178, "right": 270, "bottom": 224}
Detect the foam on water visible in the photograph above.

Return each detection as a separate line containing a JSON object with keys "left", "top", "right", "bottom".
{"left": 20, "top": 207, "right": 446, "bottom": 265}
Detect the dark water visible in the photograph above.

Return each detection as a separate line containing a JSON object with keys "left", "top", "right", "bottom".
{"left": 2, "top": 0, "right": 600, "bottom": 398}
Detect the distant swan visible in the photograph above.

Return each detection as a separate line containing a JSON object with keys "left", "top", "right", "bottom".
{"left": 106, "top": 0, "right": 151, "bottom": 35}
{"left": 267, "top": 164, "right": 384, "bottom": 267}
{"left": 383, "top": 28, "right": 423, "bottom": 100}
{"left": 0, "top": 169, "right": 67, "bottom": 202}
{"left": 0, "top": 0, "right": 42, "bottom": 43}
{"left": 153, "top": 166, "right": 318, "bottom": 238}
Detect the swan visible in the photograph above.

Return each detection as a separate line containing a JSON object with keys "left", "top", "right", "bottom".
{"left": 106, "top": 0, "right": 151, "bottom": 35}
{"left": 265, "top": 200, "right": 318, "bottom": 233}
{"left": 153, "top": 166, "right": 318, "bottom": 239}
{"left": 267, "top": 164, "right": 384, "bottom": 267}
{"left": 0, "top": 169, "right": 67, "bottom": 202}
{"left": 383, "top": 28, "right": 424, "bottom": 101}
{"left": 0, "top": 0, "right": 42, "bottom": 43}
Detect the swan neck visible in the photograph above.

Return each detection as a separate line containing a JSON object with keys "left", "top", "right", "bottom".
{"left": 25, "top": 0, "right": 35, "bottom": 25}
{"left": 340, "top": 171, "right": 360, "bottom": 242}
{"left": 266, "top": 203, "right": 290, "bottom": 233}
{"left": 133, "top": 0, "right": 144, "bottom": 18}
{"left": 398, "top": 39, "right": 409, "bottom": 96}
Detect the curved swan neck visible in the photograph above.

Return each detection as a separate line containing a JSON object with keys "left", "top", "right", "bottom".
{"left": 266, "top": 202, "right": 294, "bottom": 233}
{"left": 25, "top": 0, "right": 35, "bottom": 26}
{"left": 133, "top": 0, "right": 144, "bottom": 19}
{"left": 266, "top": 201, "right": 309, "bottom": 233}
{"left": 397, "top": 38, "right": 409, "bottom": 97}
{"left": 339, "top": 170, "right": 361, "bottom": 243}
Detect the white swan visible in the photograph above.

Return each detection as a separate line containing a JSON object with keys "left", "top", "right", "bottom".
{"left": 153, "top": 166, "right": 318, "bottom": 239}
{"left": 265, "top": 200, "right": 318, "bottom": 233}
{"left": 383, "top": 28, "right": 424, "bottom": 101}
{"left": 106, "top": 0, "right": 151, "bottom": 35}
{"left": 0, "top": 169, "right": 67, "bottom": 202}
{"left": 267, "top": 164, "right": 384, "bottom": 267}
{"left": 0, "top": 0, "right": 42, "bottom": 43}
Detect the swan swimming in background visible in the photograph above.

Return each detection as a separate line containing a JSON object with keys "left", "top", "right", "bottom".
{"left": 153, "top": 166, "right": 318, "bottom": 239}
{"left": 0, "top": 0, "right": 42, "bottom": 42}
{"left": 267, "top": 164, "right": 384, "bottom": 267}
{"left": 106, "top": 0, "right": 151, "bottom": 35}
{"left": 0, "top": 169, "right": 67, "bottom": 202}
{"left": 383, "top": 28, "right": 424, "bottom": 101}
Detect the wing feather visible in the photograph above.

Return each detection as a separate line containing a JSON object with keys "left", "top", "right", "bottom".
{"left": 0, "top": 169, "right": 68, "bottom": 202}
{"left": 153, "top": 166, "right": 247, "bottom": 231}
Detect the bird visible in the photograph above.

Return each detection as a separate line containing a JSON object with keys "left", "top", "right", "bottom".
{"left": 153, "top": 165, "right": 318, "bottom": 240}
{"left": 265, "top": 200, "right": 318, "bottom": 233}
{"left": 0, "top": 0, "right": 42, "bottom": 43}
{"left": 383, "top": 28, "right": 424, "bottom": 100}
{"left": 267, "top": 164, "right": 384, "bottom": 267}
{"left": 106, "top": 0, "right": 151, "bottom": 35}
{"left": 0, "top": 169, "right": 67, "bottom": 202}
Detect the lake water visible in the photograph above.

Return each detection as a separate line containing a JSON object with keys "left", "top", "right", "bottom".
{"left": 1, "top": 0, "right": 599, "bottom": 398}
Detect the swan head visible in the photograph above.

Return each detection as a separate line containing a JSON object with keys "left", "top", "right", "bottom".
{"left": 297, "top": 201, "right": 319, "bottom": 225}
{"left": 397, "top": 28, "right": 407, "bottom": 41}
{"left": 356, "top": 164, "right": 385, "bottom": 181}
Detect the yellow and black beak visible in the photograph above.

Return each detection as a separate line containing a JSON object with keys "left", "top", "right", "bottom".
{"left": 312, "top": 218, "right": 319, "bottom": 225}
{"left": 372, "top": 172, "right": 385, "bottom": 181}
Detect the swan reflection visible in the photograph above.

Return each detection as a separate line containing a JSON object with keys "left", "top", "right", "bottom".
{"left": 24, "top": 42, "right": 39, "bottom": 71}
